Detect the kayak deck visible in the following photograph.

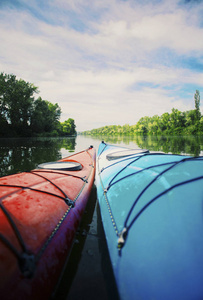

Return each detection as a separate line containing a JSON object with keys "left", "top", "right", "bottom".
{"left": 96, "top": 142, "right": 203, "bottom": 300}
{"left": 0, "top": 146, "right": 96, "bottom": 300}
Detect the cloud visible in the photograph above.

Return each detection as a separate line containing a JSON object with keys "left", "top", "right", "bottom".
{"left": 0, "top": 0, "right": 203, "bottom": 131}
{"left": 38, "top": 67, "right": 201, "bottom": 130}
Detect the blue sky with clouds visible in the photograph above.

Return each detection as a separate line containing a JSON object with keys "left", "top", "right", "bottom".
{"left": 0, "top": 0, "right": 203, "bottom": 131}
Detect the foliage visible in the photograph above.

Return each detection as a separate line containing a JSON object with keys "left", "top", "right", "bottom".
{"left": 0, "top": 72, "right": 76, "bottom": 137}
{"left": 30, "top": 97, "right": 61, "bottom": 134}
{"left": 59, "top": 118, "right": 76, "bottom": 136}
{"left": 82, "top": 90, "right": 202, "bottom": 136}
{"left": 0, "top": 72, "right": 38, "bottom": 136}
{"left": 194, "top": 90, "right": 201, "bottom": 119}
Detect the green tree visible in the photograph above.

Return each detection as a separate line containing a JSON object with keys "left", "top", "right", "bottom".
{"left": 0, "top": 72, "right": 38, "bottom": 135}
{"left": 199, "top": 116, "right": 203, "bottom": 132}
{"left": 169, "top": 109, "right": 186, "bottom": 134}
{"left": 185, "top": 110, "right": 197, "bottom": 134}
{"left": 160, "top": 112, "right": 170, "bottom": 133}
{"left": 0, "top": 72, "right": 77, "bottom": 137}
{"left": 0, "top": 74, "right": 9, "bottom": 135}
{"left": 0, "top": 73, "right": 8, "bottom": 118}
{"left": 31, "top": 97, "right": 61, "bottom": 134}
{"left": 135, "top": 117, "right": 150, "bottom": 135}
{"left": 148, "top": 115, "right": 160, "bottom": 134}
{"left": 194, "top": 90, "right": 201, "bottom": 132}
{"left": 82, "top": 92, "right": 202, "bottom": 137}
{"left": 60, "top": 118, "right": 76, "bottom": 136}
{"left": 194, "top": 90, "right": 201, "bottom": 121}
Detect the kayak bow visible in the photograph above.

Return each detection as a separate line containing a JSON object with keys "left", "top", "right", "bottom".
{"left": 96, "top": 141, "right": 203, "bottom": 300}
{"left": 0, "top": 146, "right": 96, "bottom": 300}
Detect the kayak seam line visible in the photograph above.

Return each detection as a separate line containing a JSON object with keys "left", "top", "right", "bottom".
{"left": 35, "top": 206, "right": 72, "bottom": 262}
{"left": 73, "top": 148, "right": 94, "bottom": 202}
{"left": 35, "top": 147, "right": 95, "bottom": 260}
{"left": 0, "top": 147, "right": 95, "bottom": 276}
{"left": 98, "top": 158, "right": 119, "bottom": 236}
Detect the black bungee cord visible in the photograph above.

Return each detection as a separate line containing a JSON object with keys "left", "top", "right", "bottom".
{"left": 0, "top": 146, "right": 94, "bottom": 277}
{"left": 99, "top": 145, "right": 203, "bottom": 252}
{"left": 117, "top": 156, "right": 203, "bottom": 251}
{"left": 0, "top": 202, "right": 35, "bottom": 278}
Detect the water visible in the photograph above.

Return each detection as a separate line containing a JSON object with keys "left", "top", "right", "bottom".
{"left": 1, "top": 135, "right": 203, "bottom": 177}
{"left": 0, "top": 135, "right": 203, "bottom": 299}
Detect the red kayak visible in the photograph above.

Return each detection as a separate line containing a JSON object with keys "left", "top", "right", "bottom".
{"left": 0, "top": 146, "right": 96, "bottom": 300}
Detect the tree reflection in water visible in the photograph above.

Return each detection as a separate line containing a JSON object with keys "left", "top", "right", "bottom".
{"left": 0, "top": 137, "right": 76, "bottom": 177}
{"left": 134, "top": 135, "right": 203, "bottom": 157}
{"left": 90, "top": 135, "right": 203, "bottom": 157}
{"left": 1, "top": 135, "right": 203, "bottom": 177}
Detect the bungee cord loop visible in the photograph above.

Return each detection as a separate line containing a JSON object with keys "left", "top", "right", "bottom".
{"left": 0, "top": 202, "right": 36, "bottom": 278}
{"left": 0, "top": 145, "right": 95, "bottom": 277}
{"left": 98, "top": 146, "right": 203, "bottom": 253}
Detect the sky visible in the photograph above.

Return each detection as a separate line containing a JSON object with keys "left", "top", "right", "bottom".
{"left": 0, "top": 0, "right": 203, "bottom": 131}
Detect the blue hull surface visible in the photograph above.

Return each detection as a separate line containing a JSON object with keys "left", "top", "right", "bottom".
{"left": 96, "top": 141, "right": 203, "bottom": 300}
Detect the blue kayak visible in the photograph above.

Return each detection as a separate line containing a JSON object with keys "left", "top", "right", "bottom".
{"left": 96, "top": 141, "right": 203, "bottom": 300}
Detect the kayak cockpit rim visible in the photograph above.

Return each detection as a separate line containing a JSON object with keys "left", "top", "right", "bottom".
{"left": 37, "top": 161, "right": 82, "bottom": 171}
{"left": 106, "top": 149, "right": 149, "bottom": 160}
{"left": 97, "top": 142, "right": 203, "bottom": 253}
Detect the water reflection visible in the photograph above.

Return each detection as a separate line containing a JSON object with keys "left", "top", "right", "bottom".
{"left": 134, "top": 135, "right": 203, "bottom": 156}
{"left": 90, "top": 135, "right": 203, "bottom": 156}
{"left": 0, "top": 137, "right": 76, "bottom": 177}
{"left": 1, "top": 135, "right": 203, "bottom": 177}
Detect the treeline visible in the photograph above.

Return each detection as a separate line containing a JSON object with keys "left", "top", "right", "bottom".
{"left": 83, "top": 90, "right": 202, "bottom": 136}
{"left": 0, "top": 72, "right": 76, "bottom": 137}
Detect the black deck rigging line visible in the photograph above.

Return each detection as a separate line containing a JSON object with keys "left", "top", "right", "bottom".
{"left": 99, "top": 149, "right": 147, "bottom": 174}
{"left": 107, "top": 155, "right": 144, "bottom": 188}
{"left": 117, "top": 175, "right": 203, "bottom": 250}
{"left": 127, "top": 175, "right": 203, "bottom": 231}
{"left": 0, "top": 170, "right": 83, "bottom": 273}
{"left": 0, "top": 233, "right": 22, "bottom": 260}
{"left": 28, "top": 171, "right": 69, "bottom": 199}
{"left": 99, "top": 147, "right": 203, "bottom": 251}
{"left": 99, "top": 151, "right": 175, "bottom": 176}
{"left": 104, "top": 154, "right": 203, "bottom": 192}
{"left": 0, "top": 165, "right": 91, "bottom": 207}
{"left": 31, "top": 170, "right": 88, "bottom": 182}
{"left": 98, "top": 141, "right": 108, "bottom": 158}
{"left": 0, "top": 183, "right": 74, "bottom": 206}
{"left": 117, "top": 174, "right": 203, "bottom": 251}
{"left": 0, "top": 147, "right": 94, "bottom": 277}
{"left": 106, "top": 160, "right": 176, "bottom": 191}
{"left": 0, "top": 202, "right": 28, "bottom": 253}
{"left": 34, "top": 147, "right": 95, "bottom": 262}
{"left": 124, "top": 156, "right": 203, "bottom": 228}
{"left": 106, "top": 153, "right": 171, "bottom": 190}
{"left": 0, "top": 203, "right": 35, "bottom": 277}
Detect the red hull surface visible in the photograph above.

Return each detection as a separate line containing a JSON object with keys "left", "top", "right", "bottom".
{"left": 0, "top": 146, "right": 96, "bottom": 300}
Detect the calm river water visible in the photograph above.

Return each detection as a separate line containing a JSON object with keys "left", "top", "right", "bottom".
{"left": 1, "top": 134, "right": 203, "bottom": 177}
{"left": 0, "top": 135, "right": 203, "bottom": 300}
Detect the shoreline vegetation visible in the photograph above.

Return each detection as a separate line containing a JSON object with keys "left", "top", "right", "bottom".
{"left": 0, "top": 72, "right": 76, "bottom": 138}
{"left": 82, "top": 90, "right": 202, "bottom": 136}
{"left": 1, "top": 72, "right": 201, "bottom": 138}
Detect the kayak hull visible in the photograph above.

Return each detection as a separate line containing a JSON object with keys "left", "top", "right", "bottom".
{"left": 96, "top": 142, "right": 203, "bottom": 300}
{"left": 0, "top": 147, "right": 96, "bottom": 300}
